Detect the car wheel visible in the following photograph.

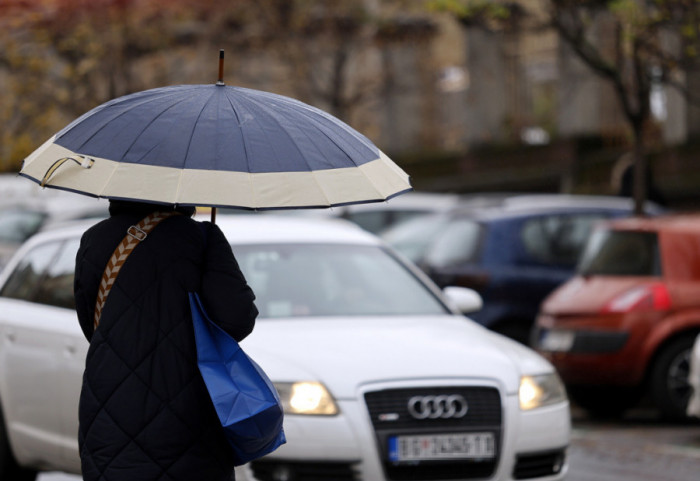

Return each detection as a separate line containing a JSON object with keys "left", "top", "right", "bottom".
{"left": 567, "top": 386, "right": 642, "bottom": 419}
{"left": 0, "top": 404, "right": 38, "bottom": 481}
{"left": 649, "top": 336, "right": 695, "bottom": 420}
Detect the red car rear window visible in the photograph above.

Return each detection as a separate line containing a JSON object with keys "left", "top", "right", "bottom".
{"left": 578, "top": 229, "right": 661, "bottom": 277}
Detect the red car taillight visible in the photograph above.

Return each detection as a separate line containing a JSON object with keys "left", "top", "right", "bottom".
{"left": 601, "top": 283, "right": 672, "bottom": 313}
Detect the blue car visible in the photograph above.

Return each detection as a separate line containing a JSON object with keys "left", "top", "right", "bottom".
{"left": 382, "top": 194, "right": 665, "bottom": 344}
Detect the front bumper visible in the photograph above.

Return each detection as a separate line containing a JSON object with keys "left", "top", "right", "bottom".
{"left": 534, "top": 310, "right": 657, "bottom": 386}
{"left": 235, "top": 379, "right": 570, "bottom": 481}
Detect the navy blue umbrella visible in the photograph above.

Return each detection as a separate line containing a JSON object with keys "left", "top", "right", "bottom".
{"left": 21, "top": 65, "right": 411, "bottom": 213}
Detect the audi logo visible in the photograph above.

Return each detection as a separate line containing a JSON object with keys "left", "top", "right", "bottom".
{"left": 407, "top": 394, "right": 469, "bottom": 420}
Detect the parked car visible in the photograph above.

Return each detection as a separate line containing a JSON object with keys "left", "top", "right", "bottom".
{"left": 535, "top": 214, "right": 700, "bottom": 420}
{"left": 331, "top": 191, "right": 464, "bottom": 234}
{"left": 220, "top": 191, "right": 465, "bottom": 234}
{"left": 0, "top": 215, "right": 570, "bottom": 481}
{"left": 382, "top": 194, "right": 665, "bottom": 344}
{"left": 688, "top": 334, "right": 700, "bottom": 418}
{"left": 0, "top": 182, "right": 108, "bottom": 270}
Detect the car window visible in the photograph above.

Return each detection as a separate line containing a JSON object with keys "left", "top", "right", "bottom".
{"left": 578, "top": 229, "right": 661, "bottom": 276}
{"left": 344, "top": 211, "right": 388, "bottom": 234}
{"left": 391, "top": 210, "right": 430, "bottom": 225}
{"left": 381, "top": 215, "right": 450, "bottom": 263}
{"left": 34, "top": 238, "right": 80, "bottom": 309}
{"left": 233, "top": 243, "right": 448, "bottom": 318}
{"left": 346, "top": 210, "right": 433, "bottom": 235}
{"left": 0, "top": 209, "right": 47, "bottom": 243}
{"left": 521, "top": 214, "right": 608, "bottom": 266}
{"left": 423, "top": 218, "right": 483, "bottom": 268}
{"left": 0, "top": 240, "right": 62, "bottom": 301}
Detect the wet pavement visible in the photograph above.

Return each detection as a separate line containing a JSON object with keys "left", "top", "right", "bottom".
{"left": 567, "top": 406, "right": 700, "bottom": 481}
{"left": 38, "top": 407, "right": 700, "bottom": 481}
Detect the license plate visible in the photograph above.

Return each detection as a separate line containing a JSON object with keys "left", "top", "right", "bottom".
{"left": 388, "top": 432, "right": 496, "bottom": 462}
{"left": 539, "top": 330, "right": 574, "bottom": 352}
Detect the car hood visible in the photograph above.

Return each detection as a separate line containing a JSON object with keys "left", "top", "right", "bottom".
{"left": 240, "top": 315, "right": 553, "bottom": 398}
{"left": 541, "top": 276, "right": 657, "bottom": 314}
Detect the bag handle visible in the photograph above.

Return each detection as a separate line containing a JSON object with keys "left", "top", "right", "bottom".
{"left": 93, "top": 211, "right": 180, "bottom": 329}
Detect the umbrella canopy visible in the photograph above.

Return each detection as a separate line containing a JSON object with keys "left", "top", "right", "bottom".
{"left": 20, "top": 84, "right": 411, "bottom": 210}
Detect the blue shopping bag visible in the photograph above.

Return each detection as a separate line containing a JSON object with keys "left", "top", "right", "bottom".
{"left": 189, "top": 292, "right": 286, "bottom": 465}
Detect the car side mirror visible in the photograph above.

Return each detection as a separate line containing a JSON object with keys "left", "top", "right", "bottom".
{"left": 443, "top": 286, "right": 483, "bottom": 314}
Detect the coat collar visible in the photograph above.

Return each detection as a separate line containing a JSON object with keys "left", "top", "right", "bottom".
{"left": 108, "top": 200, "right": 195, "bottom": 218}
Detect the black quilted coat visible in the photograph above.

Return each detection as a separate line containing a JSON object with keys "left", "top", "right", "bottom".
{"left": 74, "top": 201, "right": 257, "bottom": 481}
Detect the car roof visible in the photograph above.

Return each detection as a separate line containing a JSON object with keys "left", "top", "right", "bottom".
{"left": 0, "top": 215, "right": 382, "bottom": 289}
{"left": 219, "top": 191, "right": 464, "bottom": 218}
{"left": 339, "top": 191, "right": 463, "bottom": 212}
{"left": 19, "top": 214, "right": 380, "bottom": 247}
{"left": 215, "top": 215, "right": 380, "bottom": 245}
{"left": 446, "top": 194, "right": 664, "bottom": 220}
{"left": 599, "top": 213, "right": 700, "bottom": 234}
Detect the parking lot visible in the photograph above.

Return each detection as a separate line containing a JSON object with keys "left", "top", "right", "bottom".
{"left": 568, "top": 407, "right": 700, "bottom": 481}
{"left": 37, "top": 413, "right": 700, "bottom": 481}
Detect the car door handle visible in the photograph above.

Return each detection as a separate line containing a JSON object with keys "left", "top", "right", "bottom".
{"left": 5, "top": 330, "right": 16, "bottom": 342}
{"left": 64, "top": 344, "right": 77, "bottom": 355}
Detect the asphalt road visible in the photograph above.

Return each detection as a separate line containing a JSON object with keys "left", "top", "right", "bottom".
{"left": 566, "top": 407, "right": 700, "bottom": 481}
{"left": 38, "top": 407, "right": 700, "bottom": 481}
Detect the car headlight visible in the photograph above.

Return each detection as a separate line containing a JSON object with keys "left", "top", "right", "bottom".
{"left": 273, "top": 381, "right": 339, "bottom": 415}
{"left": 519, "top": 374, "right": 567, "bottom": 410}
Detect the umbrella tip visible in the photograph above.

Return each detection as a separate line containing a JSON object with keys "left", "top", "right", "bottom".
{"left": 216, "top": 49, "right": 225, "bottom": 86}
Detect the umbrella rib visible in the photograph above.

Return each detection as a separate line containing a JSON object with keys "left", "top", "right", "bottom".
{"left": 299, "top": 117, "right": 388, "bottom": 201}
{"left": 224, "top": 90, "right": 257, "bottom": 208}
{"left": 246, "top": 91, "right": 386, "bottom": 204}
{"left": 223, "top": 90, "right": 251, "bottom": 172}
{"left": 97, "top": 162, "right": 121, "bottom": 199}
{"left": 182, "top": 90, "right": 215, "bottom": 170}
{"left": 242, "top": 96, "right": 335, "bottom": 206}
{"left": 277, "top": 102, "right": 366, "bottom": 168}
{"left": 259, "top": 98, "right": 388, "bottom": 201}
{"left": 301, "top": 120, "right": 386, "bottom": 200}
{"left": 235, "top": 89, "right": 342, "bottom": 170}
{"left": 255, "top": 90, "right": 376, "bottom": 165}
{"left": 172, "top": 88, "right": 216, "bottom": 205}
{"left": 60, "top": 87, "right": 191, "bottom": 152}
{"left": 122, "top": 93, "right": 199, "bottom": 165}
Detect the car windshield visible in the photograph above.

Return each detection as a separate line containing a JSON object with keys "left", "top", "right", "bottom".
{"left": 578, "top": 229, "right": 661, "bottom": 276}
{"left": 233, "top": 243, "right": 448, "bottom": 318}
{"left": 423, "top": 218, "right": 483, "bottom": 268}
{"left": 0, "top": 209, "right": 46, "bottom": 243}
{"left": 381, "top": 215, "right": 449, "bottom": 262}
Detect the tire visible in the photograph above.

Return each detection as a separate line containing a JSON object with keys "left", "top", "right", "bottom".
{"left": 649, "top": 336, "right": 695, "bottom": 420}
{"left": 0, "top": 403, "right": 38, "bottom": 481}
{"left": 568, "top": 386, "right": 642, "bottom": 419}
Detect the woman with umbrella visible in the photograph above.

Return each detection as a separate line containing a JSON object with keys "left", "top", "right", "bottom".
{"left": 73, "top": 199, "right": 257, "bottom": 481}
{"left": 20, "top": 54, "right": 411, "bottom": 480}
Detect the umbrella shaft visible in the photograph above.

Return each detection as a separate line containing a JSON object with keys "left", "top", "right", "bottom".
{"left": 217, "top": 50, "right": 224, "bottom": 85}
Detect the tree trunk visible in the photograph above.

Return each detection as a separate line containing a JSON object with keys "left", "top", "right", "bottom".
{"left": 631, "top": 127, "right": 647, "bottom": 216}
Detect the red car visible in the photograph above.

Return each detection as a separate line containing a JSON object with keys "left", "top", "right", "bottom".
{"left": 534, "top": 214, "right": 700, "bottom": 419}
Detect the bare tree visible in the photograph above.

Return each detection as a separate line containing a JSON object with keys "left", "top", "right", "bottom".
{"left": 550, "top": 0, "right": 700, "bottom": 214}
{"left": 0, "top": 0, "right": 212, "bottom": 170}
{"left": 431, "top": 0, "right": 700, "bottom": 214}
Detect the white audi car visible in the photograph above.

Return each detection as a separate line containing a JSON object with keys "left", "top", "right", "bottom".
{"left": 0, "top": 215, "right": 570, "bottom": 481}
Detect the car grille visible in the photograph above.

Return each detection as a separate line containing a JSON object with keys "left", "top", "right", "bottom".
{"left": 364, "top": 386, "right": 502, "bottom": 480}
